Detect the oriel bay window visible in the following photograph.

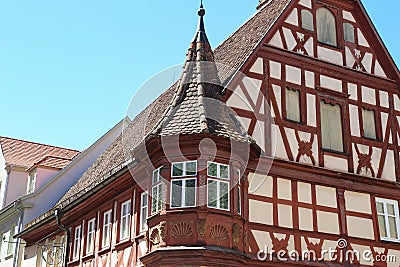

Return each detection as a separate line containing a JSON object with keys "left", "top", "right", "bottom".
{"left": 120, "top": 200, "right": 131, "bottom": 241}
{"left": 320, "top": 100, "right": 344, "bottom": 152}
{"left": 151, "top": 168, "right": 164, "bottom": 215}
{"left": 171, "top": 161, "right": 197, "bottom": 208}
{"left": 376, "top": 198, "right": 400, "bottom": 242}
{"left": 207, "top": 162, "right": 230, "bottom": 211}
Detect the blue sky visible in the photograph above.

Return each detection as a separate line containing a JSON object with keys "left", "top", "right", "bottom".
{"left": 0, "top": 0, "right": 398, "bottom": 151}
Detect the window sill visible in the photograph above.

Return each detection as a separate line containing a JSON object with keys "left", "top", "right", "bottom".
{"left": 115, "top": 238, "right": 132, "bottom": 249}
{"left": 68, "top": 258, "right": 80, "bottom": 265}
{"left": 284, "top": 118, "right": 303, "bottom": 125}
{"left": 322, "top": 148, "right": 349, "bottom": 156}
{"left": 82, "top": 253, "right": 95, "bottom": 261}
{"left": 363, "top": 136, "right": 381, "bottom": 142}
{"left": 380, "top": 238, "right": 400, "bottom": 244}
{"left": 98, "top": 246, "right": 111, "bottom": 256}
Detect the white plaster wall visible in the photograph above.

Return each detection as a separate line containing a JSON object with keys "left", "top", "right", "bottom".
{"left": 21, "top": 119, "right": 124, "bottom": 227}
{"left": 35, "top": 167, "right": 59, "bottom": 191}
{"left": 4, "top": 170, "right": 28, "bottom": 207}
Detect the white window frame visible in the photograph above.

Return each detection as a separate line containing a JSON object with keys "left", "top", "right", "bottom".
{"left": 152, "top": 167, "right": 161, "bottom": 184}
{"left": 207, "top": 162, "right": 230, "bottom": 180}
{"left": 140, "top": 192, "right": 148, "bottom": 233}
{"left": 376, "top": 198, "right": 400, "bottom": 242}
{"left": 170, "top": 178, "right": 197, "bottom": 209}
{"left": 86, "top": 218, "right": 95, "bottom": 254}
{"left": 102, "top": 210, "right": 112, "bottom": 248}
{"left": 151, "top": 183, "right": 163, "bottom": 215}
{"left": 120, "top": 200, "right": 131, "bottom": 241}
{"left": 27, "top": 171, "right": 37, "bottom": 194}
{"left": 6, "top": 224, "right": 16, "bottom": 256}
{"left": 207, "top": 178, "right": 230, "bottom": 211}
{"left": 171, "top": 161, "right": 197, "bottom": 177}
{"left": 72, "top": 225, "right": 81, "bottom": 260}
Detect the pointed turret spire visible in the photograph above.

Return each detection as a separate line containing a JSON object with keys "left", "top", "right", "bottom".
{"left": 149, "top": 3, "right": 251, "bottom": 143}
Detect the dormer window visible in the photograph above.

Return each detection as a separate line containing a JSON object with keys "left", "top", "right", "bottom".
{"left": 316, "top": 7, "right": 337, "bottom": 46}
{"left": 27, "top": 171, "right": 37, "bottom": 194}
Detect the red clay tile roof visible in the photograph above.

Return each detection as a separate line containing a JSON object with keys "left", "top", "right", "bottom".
{"left": 0, "top": 137, "right": 79, "bottom": 169}
{"left": 23, "top": 1, "right": 291, "bottom": 229}
{"left": 33, "top": 156, "right": 74, "bottom": 170}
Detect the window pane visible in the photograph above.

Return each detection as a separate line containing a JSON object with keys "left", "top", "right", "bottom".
{"left": 171, "top": 180, "right": 182, "bottom": 208}
{"left": 378, "top": 215, "right": 387, "bottom": 237}
{"left": 343, "top": 23, "right": 355, "bottom": 43}
{"left": 320, "top": 101, "right": 343, "bottom": 152}
{"left": 185, "top": 179, "right": 196, "bottom": 207}
{"left": 186, "top": 162, "right": 197, "bottom": 176}
{"left": 317, "top": 8, "right": 337, "bottom": 46}
{"left": 208, "top": 180, "right": 218, "bottom": 208}
{"left": 153, "top": 169, "right": 159, "bottom": 184}
{"left": 362, "top": 108, "right": 376, "bottom": 139}
{"left": 387, "top": 203, "right": 395, "bottom": 216}
{"left": 220, "top": 165, "right": 229, "bottom": 179}
{"left": 172, "top": 163, "right": 184, "bottom": 177}
{"left": 389, "top": 217, "right": 398, "bottom": 239}
{"left": 238, "top": 187, "right": 242, "bottom": 215}
{"left": 286, "top": 88, "right": 301, "bottom": 122}
{"left": 157, "top": 184, "right": 163, "bottom": 211}
{"left": 208, "top": 162, "right": 218, "bottom": 177}
{"left": 301, "top": 10, "right": 314, "bottom": 31}
{"left": 376, "top": 202, "right": 384, "bottom": 214}
{"left": 152, "top": 186, "right": 159, "bottom": 213}
{"left": 220, "top": 182, "right": 229, "bottom": 210}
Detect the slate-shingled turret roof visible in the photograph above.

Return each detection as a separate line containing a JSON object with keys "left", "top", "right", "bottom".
{"left": 24, "top": 0, "right": 291, "bottom": 228}
{"left": 148, "top": 4, "right": 250, "bottom": 143}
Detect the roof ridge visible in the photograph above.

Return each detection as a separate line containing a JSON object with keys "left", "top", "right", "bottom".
{"left": 0, "top": 136, "right": 80, "bottom": 152}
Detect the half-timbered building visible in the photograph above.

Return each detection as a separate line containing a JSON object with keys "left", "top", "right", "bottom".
{"left": 18, "top": 0, "right": 400, "bottom": 266}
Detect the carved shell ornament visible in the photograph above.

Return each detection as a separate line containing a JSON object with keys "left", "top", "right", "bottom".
{"left": 150, "top": 227, "right": 160, "bottom": 245}
{"left": 209, "top": 224, "right": 229, "bottom": 243}
{"left": 170, "top": 222, "right": 193, "bottom": 239}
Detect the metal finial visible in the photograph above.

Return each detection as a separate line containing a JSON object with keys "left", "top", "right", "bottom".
{"left": 200, "top": 0, "right": 203, "bottom": 8}
{"left": 198, "top": 0, "right": 205, "bottom": 17}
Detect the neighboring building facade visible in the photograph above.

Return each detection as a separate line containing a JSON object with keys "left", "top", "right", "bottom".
{"left": 19, "top": 0, "right": 400, "bottom": 267}
{"left": 0, "top": 119, "right": 126, "bottom": 267}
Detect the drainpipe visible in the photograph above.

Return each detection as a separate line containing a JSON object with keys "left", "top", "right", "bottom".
{"left": 55, "top": 208, "right": 70, "bottom": 267}
{"left": 13, "top": 199, "right": 23, "bottom": 267}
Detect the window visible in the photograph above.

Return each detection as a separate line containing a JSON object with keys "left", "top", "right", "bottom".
{"left": 301, "top": 9, "right": 314, "bottom": 31}
{"left": 285, "top": 87, "right": 301, "bottom": 122}
{"left": 320, "top": 100, "right": 343, "bottom": 152}
{"left": 0, "top": 232, "right": 3, "bottom": 256}
{"left": 151, "top": 168, "right": 164, "bottom": 215}
{"left": 171, "top": 178, "right": 196, "bottom": 208}
{"left": 72, "top": 225, "right": 81, "bottom": 260}
{"left": 102, "top": 210, "right": 112, "bottom": 248}
{"left": 171, "top": 161, "right": 197, "bottom": 177}
{"left": 207, "top": 162, "right": 230, "bottom": 211}
{"left": 7, "top": 224, "right": 16, "bottom": 256}
{"left": 362, "top": 108, "right": 376, "bottom": 139}
{"left": 376, "top": 198, "right": 400, "bottom": 242}
{"left": 140, "top": 192, "right": 148, "bottom": 232}
{"left": 316, "top": 7, "right": 337, "bottom": 46}
{"left": 343, "top": 23, "right": 355, "bottom": 43}
{"left": 237, "top": 186, "right": 242, "bottom": 215}
{"left": 86, "top": 218, "right": 95, "bottom": 254}
{"left": 27, "top": 171, "right": 37, "bottom": 194}
{"left": 120, "top": 200, "right": 131, "bottom": 240}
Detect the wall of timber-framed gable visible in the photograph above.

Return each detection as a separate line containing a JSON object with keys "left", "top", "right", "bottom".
{"left": 224, "top": 0, "right": 400, "bottom": 183}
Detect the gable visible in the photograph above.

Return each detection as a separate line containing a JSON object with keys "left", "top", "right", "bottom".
{"left": 265, "top": 0, "right": 399, "bottom": 81}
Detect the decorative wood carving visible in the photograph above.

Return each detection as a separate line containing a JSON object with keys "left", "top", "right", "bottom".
{"left": 209, "top": 224, "right": 229, "bottom": 244}
{"left": 355, "top": 145, "right": 375, "bottom": 177}
{"left": 295, "top": 131, "right": 315, "bottom": 165}
{"left": 170, "top": 221, "right": 193, "bottom": 239}
{"left": 372, "top": 247, "right": 389, "bottom": 267}
{"left": 304, "top": 237, "right": 323, "bottom": 259}
{"left": 150, "top": 227, "right": 160, "bottom": 245}
{"left": 270, "top": 233, "right": 290, "bottom": 255}
{"left": 159, "top": 221, "right": 166, "bottom": 239}
{"left": 232, "top": 223, "right": 242, "bottom": 246}
{"left": 197, "top": 219, "right": 206, "bottom": 237}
